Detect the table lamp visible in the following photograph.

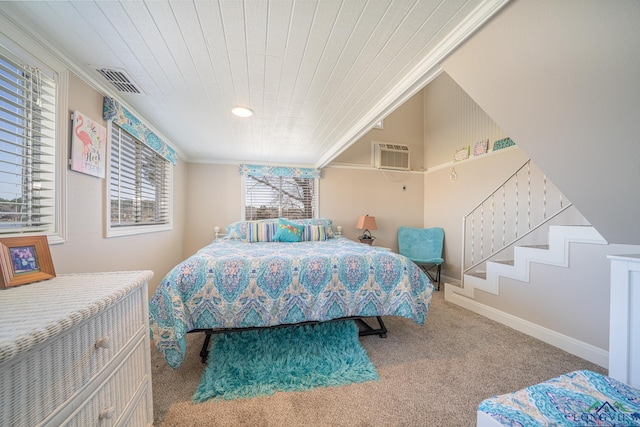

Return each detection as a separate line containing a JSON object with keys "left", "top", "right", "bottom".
{"left": 356, "top": 215, "right": 377, "bottom": 245}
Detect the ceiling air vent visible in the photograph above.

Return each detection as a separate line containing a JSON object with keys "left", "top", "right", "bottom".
{"left": 96, "top": 68, "right": 142, "bottom": 94}
{"left": 374, "top": 142, "right": 410, "bottom": 171}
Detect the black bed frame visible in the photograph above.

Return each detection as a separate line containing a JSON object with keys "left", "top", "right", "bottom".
{"left": 190, "top": 316, "right": 388, "bottom": 363}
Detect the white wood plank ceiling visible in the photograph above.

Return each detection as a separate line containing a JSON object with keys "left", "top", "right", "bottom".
{"left": 0, "top": 0, "right": 507, "bottom": 167}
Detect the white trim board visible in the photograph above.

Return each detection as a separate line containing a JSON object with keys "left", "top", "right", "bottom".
{"left": 444, "top": 283, "right": 608, "bottom": 368}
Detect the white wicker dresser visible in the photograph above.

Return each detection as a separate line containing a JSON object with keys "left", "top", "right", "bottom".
{"left": 0, "top": 271, "right": 154, "bottom": 427}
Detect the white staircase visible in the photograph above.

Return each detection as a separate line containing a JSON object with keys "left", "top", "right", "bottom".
{"left": 449, "top": 160, "right": 611, "bottom": 367}
{"left": 461, "top": 225, "right": 607, "bottom": 296}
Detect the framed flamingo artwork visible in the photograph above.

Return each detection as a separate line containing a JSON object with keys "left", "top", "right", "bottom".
{"left": 71, "top": 110, "right": 107, "bottom": 178}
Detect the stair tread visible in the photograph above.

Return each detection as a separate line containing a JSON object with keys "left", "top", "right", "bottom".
{"left": 461, "top": 224, "right": 601, "bottom": 290}
{"left": 467, "top": 272, "right": 487, "bottom": 279}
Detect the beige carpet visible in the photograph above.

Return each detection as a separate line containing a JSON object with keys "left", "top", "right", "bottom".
{"left": 150, "top": 289, "right": 605, "bottom": 426}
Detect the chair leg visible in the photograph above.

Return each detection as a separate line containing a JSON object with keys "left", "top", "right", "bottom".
{"left": 421, "top": 265, "right": 441, "bottom": 291}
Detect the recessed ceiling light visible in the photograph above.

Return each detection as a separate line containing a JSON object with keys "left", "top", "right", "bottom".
{"left": 231, "top": 106, "right": 254, "bottom": 118}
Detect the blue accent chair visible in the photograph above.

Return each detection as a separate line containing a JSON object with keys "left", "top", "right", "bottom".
{"left": 398, "top": 226, "right": 445, "bottom": 290}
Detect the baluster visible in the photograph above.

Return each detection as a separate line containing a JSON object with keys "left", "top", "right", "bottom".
{"left": 515, "top": 172, "right": 519, "bottom": 238}
{"left": 527, "top": 162, "right": 531, "bottom": 230}
{"left": 491, "top": 194, "right": 495, "bottom": 254}
{"left": 543, "top": 174, "right": 547, "bottom": 220}
{"left": 502, "top": 185, "right": 506, "bottom": 247}
{"left": 480, "top": 203, "right": 484, "bottom": 261}
{"left": 471, "top": 212, "right": 475, "bottom": 265}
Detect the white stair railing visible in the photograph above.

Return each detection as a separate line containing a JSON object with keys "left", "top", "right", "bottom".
{"left": 461, "top": 160, "right": 572, "bottom": 286}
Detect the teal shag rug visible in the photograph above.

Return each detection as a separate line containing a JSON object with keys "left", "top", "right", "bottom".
{"left": 192, "top": 320, "right": 379, "bottom": 402}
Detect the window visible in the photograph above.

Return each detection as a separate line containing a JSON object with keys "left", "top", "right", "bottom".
{"left": 107, "top": 123, "right": 171, "bottom": 236}
{"left": 0, "top": 45, "right": 59, "bottom": 237}
{"left": 244, "top": 175, "right": 317, "bottom": 220}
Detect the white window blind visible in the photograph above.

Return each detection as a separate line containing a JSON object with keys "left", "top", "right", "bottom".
{"left": 109, "top": 124, "right": 170, "bottom": 228}
{"left": 244, "top": 175, "right": 316, "bottom": 220}
{"left": 0, "top": 50, "right": 56, "bottom": 234}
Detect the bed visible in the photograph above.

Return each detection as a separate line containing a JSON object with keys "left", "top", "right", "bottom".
{"left": 149, "top": 218, "right": 434, "bottom": 368}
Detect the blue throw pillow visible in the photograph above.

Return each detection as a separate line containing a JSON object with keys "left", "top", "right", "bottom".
{"left": 274, "top": 218, "right": 303, "bottom": 242}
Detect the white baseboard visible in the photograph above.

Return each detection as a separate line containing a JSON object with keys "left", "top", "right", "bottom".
{"left": 444, "top": 283, "right": 608, "bottom": 368}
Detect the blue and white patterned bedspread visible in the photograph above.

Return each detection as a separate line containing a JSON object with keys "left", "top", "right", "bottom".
{"left": 149, "top": 236, "right": 434, "bottom": 368}
{"left": 478, "top": 370, "right": 640, "bottom": 426}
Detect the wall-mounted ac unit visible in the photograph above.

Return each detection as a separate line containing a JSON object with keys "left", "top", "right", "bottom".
{"left": 374, "top": 143, "right": 410, "bottom": 171}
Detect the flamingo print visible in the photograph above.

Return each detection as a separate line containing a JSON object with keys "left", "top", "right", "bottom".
{"left": 74, "top": 114, "right": 93, "bottom": 154}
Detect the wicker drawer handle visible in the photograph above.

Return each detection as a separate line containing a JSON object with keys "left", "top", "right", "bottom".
{"left": 95, "top": 336, "right": 111, "bottom": 349}
{"left": 99, "top": 407, "right": 116, "bottom": 420}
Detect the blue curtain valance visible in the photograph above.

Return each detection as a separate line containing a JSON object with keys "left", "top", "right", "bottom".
{"left": 103, "top": 97, "right": 178, "bottom": 165}
{"left": 239, "top": 164, "right": 321, "bottom": 179}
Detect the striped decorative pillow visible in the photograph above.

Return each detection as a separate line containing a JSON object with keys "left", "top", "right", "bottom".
{"left": 302, "top": 225, "right": 327, "bottom": 241}
{"left": 246, "top": 220, "right": 278, "bottom": 242}
{"left": 297, "top": 218, "right": 335, "bottom": 238}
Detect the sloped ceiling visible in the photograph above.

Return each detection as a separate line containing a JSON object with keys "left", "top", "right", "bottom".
{"left": 0, "top": 0, "right": 507, "bottom": 167}
{"left": 443, "top": 0, "right": 640, "bottom": 244}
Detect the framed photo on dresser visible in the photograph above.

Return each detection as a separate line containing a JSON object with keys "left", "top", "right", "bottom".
{"left": 0, "top": 235, "right": 56, "bottom": 288}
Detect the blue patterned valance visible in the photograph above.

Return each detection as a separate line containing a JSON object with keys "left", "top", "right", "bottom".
{"left": 103, "top": 97, "right": 178, "bottom": 165}
{"left": 239, "top": 164, "right": 322, "bottom": 179}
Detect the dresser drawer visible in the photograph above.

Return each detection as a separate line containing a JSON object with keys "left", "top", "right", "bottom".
{"left": 121, "top": 381, "right": 154, "bottom": 427}
{"left": 0, "top": 286, "right": 146, "bottom": 427}
{"left": 87, "top": 285, "right": 147, "bottom": 375}
{"left": 60, "top": 335, "right": 149, "bottom": 427}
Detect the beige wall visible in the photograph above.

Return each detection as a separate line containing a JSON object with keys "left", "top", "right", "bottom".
{"left": 183, "top": 163, "right": 241, "bottom": 257}
{"left": 442, "top": 0, "right": 640, "bottom": 245}
{"left": 50, "top": 73, "right": 186, "bottom": 296}
{"left": 423, "top": 72, "right": 507, "bottom": 169}
{"left": 423, "top": 148, "right": 530, "bottom": 277}
{"left": 320, "top": 167, "right": 424, "bottom": 251}
{"left": 333, "top": 90, "right": 424, "bottom": 171}
{"left": 324, "top": 87, "right": 426, "bottom": 249}
{"left": 433, "top": 0, "right": 640, "bottom": 354}
{"left": 421, "top": 71, "right": 522, "bottom": 277}
{"left": 419, "top": 79, "right": 618, "bottom": 352}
